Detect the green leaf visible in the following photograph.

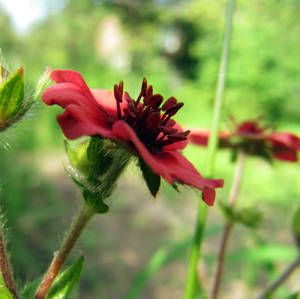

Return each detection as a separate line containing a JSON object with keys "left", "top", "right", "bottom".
{"left": 228, "top": 244, "right": 297, "bottom": 263}
{"left": 0, "top": 67, "right": 24, "bottom": 122}
{"left": 139, "top": 158, "right": 161, "bottom": 197}
{"left": 0, "top": 272, "right": 13, "bottom": 299}
{"left": 45, "top": 256, "right": 84, "bottom": 299}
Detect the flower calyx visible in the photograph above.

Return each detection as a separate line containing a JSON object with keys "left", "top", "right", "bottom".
{"left": 65, "top": 136, "right": 131, "bottom": 213}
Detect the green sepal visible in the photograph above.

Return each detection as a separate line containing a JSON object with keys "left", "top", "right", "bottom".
{"left": 64, "top": 166, "right": 87, "bottom": 189}
{"left": 171, "top": 183, "right": 179, "bottom": 193}
{"left": 139, "top": 158, "right": 161, "bottom": 197}
{"left": 82, "top": 189, "right": 109, "bottom": 214}
{"left": 86, "top": 136, "right": 113, "bottom": 178}
{"left": 65, "top": 139, "right": 92, "bottom": 177}
{"left": 65, "top": 137, "right": 114, "bottom": 180}
{"left": 292, "top": 205, "right": 300, "bottom": 249}
{"left": 0, "top": 65, "right": 10, "bottom": 87}
{"left": 230, "top": 149, "right": 238, "bottom": 163}
{"left": 219, "top": 201, "right": 262, "bottom": 228}
{"left": 0, "top": 272, "right": 13, "bottom": 299}
{"left": 0, "top": 67, "right": 24, "bottom": 123}
{"left": 32, "top": 68, "right": 51, "bottom": 103}
{"left": 65, "top": 137, "right": 131, "bottom": 203}
{"left": 45, "top": 256, "right": 84, "bottom": 299}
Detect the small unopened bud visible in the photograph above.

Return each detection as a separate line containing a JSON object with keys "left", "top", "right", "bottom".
{"left": 0, "top": 67, "right": 24, "bottom": 131}
{"left": 0, "top": 64, "right": 50, "bottom": 133}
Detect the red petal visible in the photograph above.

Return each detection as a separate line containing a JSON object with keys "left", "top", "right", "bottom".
{"left": 272, "top": 148, "right": 298, "bottom": 162}
{"left": 188, "top": 129, "right": 210, "bottom": 146}
{"left": 112, "top": 121, "right": 223, "bottom": 205}
{"left": 202, "top": 187, "right": 216, "bottom": 206}
{"left": 269, "top": 133, "right": 300, "bottom": 150}
{"left": 42, "top": 83, "right": 92, "bottom": 108}
{"left": 268, "top": 132, "right": 300, "bottom": 162}
{"left": 51, "top": 70, "right": 96, "bottom": 102}
{"left": 92, "top": 89, "right": 129, "bottom": 116}
{"left": 162, "top": 122, "right": 189, "bottom": 151}
{"left": 57, "top": 105, "right": 114, "bottom": 140}
{"left": 188, "top": 129, "right": 231, "bottom": 147}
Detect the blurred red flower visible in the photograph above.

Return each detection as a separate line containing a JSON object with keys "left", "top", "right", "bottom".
{"left": 189, "top": 119, "right": 300, "bottom": 162}
{"left": 42, "top": 70, "right": 224, "bottom": 205}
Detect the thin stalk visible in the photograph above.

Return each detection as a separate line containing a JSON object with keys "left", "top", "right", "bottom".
{"left": 35, "top": 203, "right": 95, "bottom": 299}
{"left": 257, "top": 254, "right": 300, "bottom": 299}
{"left": 0, "top": 229, "right": 18, "bottom": 298}
{"left": 184, "top": 205, "right": 208, "bottom": 299}
{"left": 184, "top": 1, "right": 236, "bottom": 298}
{"left": 211, "top": 150, "right": 246, "bottom": 299}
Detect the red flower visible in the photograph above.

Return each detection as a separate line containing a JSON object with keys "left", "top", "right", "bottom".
{"left": 189, "top": 119, "right": 300, "bottom": 162}
{"left": 42, "top": 70, "right": 224, "bottom": 205}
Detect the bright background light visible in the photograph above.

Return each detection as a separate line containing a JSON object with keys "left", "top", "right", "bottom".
{"left": 0, "top": 0, "right": 47, "bottom": 33}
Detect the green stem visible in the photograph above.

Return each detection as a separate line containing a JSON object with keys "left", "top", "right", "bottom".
{"left": 34, "top": 203, "right": 95, "bottom": 299}
{"left": 211, "top": 151, "right": 246, "bottom": 299}
{"left": 184, "top": 1, "right": 236, "bottom": 298}
{"left": 257, "top": 254, "right": 300, "bottom": 299}
{"left": 0, "top": 228, "right": 18, "bottom": 299}
{"left": 184, "top": 204, "right": 208, "bottom": 299}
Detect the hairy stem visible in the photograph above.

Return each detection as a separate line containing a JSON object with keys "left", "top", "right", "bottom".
{"left": 0, "top": 229, "right": 18, "bottom": 298}
{"left": 212, "top": 150, "right": 246, "bottom": 299}
{"left": 184, "top": 1, "right": 236, "bottom": 298}
{"left": 257, "top": 255, "right": 300, "bottom": 299}
{"left": 35, "top": 203, "right": 95, "bottom": 299}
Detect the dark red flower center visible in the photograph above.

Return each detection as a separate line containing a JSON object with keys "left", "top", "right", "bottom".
{"left": 114, "top": 78, "right": 190, "bottom": 152}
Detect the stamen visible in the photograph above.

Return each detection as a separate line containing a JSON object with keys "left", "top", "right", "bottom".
{"left": 114, "top": 83, "right": 122, "bottom": 119}
{"left": 136, "top": 78, "right": 147, "bottom": 104}
{"left": 119, "top": 80, "right": 124, "bottom": 97}
{"left": 145, "top": 86, "right": 153, "bottom": 99}
{"left": 144, "top": 94, "right": 163, "bottom": 108}
{"left": 115, "top": 77, "right": 187, "bottom": 152}
{"left": 146, "top": 113, "right": 161, "bottom": 129}
{"left": 162, "top": 97, "right": 177, "bottom": 111}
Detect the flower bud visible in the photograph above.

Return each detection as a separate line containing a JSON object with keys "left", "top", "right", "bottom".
{"left": 0, "top": 67, "right": 24, "bottom": 131}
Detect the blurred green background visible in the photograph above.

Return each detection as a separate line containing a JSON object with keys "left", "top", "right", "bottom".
{"left": 0, "top": 0, "right": 300, "bottom": 298}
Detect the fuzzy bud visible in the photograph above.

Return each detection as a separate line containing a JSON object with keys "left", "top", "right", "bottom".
{"left": 0, "top": 67, "right": 24, "bottom": 131}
